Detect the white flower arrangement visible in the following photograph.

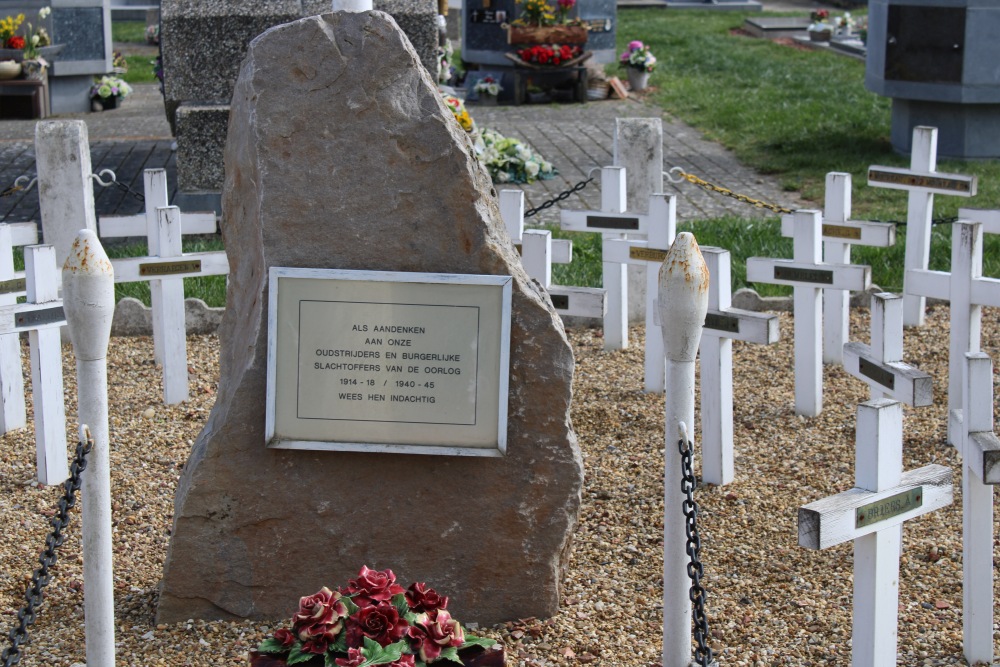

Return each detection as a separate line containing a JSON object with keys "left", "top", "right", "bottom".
{"left": 90, "top": 74, "right": 132, "bottom": 100}
{"left": 473, "top": 76, "right": 503, "bottom": 97}
{"left": 479, "top": 128, "right": 556, "bottom": 184}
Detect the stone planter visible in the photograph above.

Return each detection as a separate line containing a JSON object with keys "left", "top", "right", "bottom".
{"left": 0, "top": 60, "right": 21, "bottom": 80}
{"left": 249, "top": 645, "right": 505, "bottom": 667}
{"left": 507, "top": 24, "right": 588, "bottom": 44}
{"left": 808, "top": 28, "right": 832, "bottom": 41}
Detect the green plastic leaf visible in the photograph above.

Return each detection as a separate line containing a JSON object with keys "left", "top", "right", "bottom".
{"left": 360, "top": 639, "right": 408, "bottom": 666}
{"left": 404, "top": 611, "right": 419, "bottom": 624}
{"left": 392, "top": 593, "right": 410, "bottom": 617}
{"left": 257, "top": 637, "right": 289, "bottom": 655}
{"left": 343, "top": 597, "right": 361, "bottom": 615}
{"left": 287, "top": 644, "right": 316, "bottom": 665}
{"left": 459, "top": 635, "right": 497, "bottom": 650}
{"left": 437, "top": 646, "right": 463, "bottom": 664}
{"left": 331, "top": 631, "right": 349, "bottom": 654}
{"left": 325, "top": 652, "right": 340, "bottom": 667}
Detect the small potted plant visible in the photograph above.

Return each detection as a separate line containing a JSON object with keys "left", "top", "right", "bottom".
{"left": 250, "top": 566, "right": 502, "bottom": 667}
{"left": 472, "top": 75, "right": 503, "bottom": 105}
{"left": 808, "top": 9, "right": 832, "bottom": 42}
{"left": 618, "top": 40, "right": 656, "bottom": 92}
{"left": 90, "top": 74, "right": 132, "bottom": 111}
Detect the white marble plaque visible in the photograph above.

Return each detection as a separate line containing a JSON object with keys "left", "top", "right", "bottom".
{"left": 266, "top": 268, "right": 512, "bottom": 456}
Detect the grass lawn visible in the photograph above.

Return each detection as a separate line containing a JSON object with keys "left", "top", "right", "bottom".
{"left": 121, "top": 55, "right": 158, "bottom": 84}
{"left": 111, "top": 21, "right": 148, "bottom": 43}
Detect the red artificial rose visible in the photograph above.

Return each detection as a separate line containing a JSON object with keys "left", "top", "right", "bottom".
{"left": 345, "top": 601, "right": 409, "bottom": 648}
{"left": 335, "top": 648, "right": 367, "bottom": 667}
{"left": 388, "top": 655, "right": 416, "bottom": 667}
{"left": 344, "top": 565, "right": 405, "bottom": 607}
{"left": 405, "top": 582, "right": 448, "bottom": 613}
{"left": 302, "top": 636, "right": 331, "bottom": 655}
{"left": 292, "top": 586, "right": 348, "bottom": 644}
{"left": 406, "top": 609, "right": 465, "bottom": 663}
{"left": 5, "top": 36, "right": 24, "bottom": 50}
{"left": 272, "top": 627, "right": 297, "bottom": 649}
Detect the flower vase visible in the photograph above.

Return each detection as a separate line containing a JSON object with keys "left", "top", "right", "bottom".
{"left": 627, "top": 68, "right": 650, "bottom": 92}
{"left": 478, "top": 94, "right": 498, "bottom": 106}
{"left": 21, "top": 60, "right": 45, "bottom": 81}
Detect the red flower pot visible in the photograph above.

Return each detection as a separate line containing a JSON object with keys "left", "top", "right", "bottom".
{"left": 249, "top": 645, "right": 505, "bottom": 667}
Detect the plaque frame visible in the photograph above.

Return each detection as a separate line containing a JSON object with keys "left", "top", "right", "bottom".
{"left": 265, "top": 268, "right": 512, "bottom": 457}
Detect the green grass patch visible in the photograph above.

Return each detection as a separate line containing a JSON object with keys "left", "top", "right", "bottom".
{"left": 121, "top": 55, "right": 157, "bottom": 84}
{"left": 112, "top": 21, "right": 148, "bottom": 43}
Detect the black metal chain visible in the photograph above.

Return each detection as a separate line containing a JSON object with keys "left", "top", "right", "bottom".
{"left": 524, "top": 176, "right": 594, "bottom": 218}
{"left": 91, "top": 169, "right": 144, "bottom": 203}
{"left": 873, "top": 216, "right": 959, "bottom": 227}
{"left": 2, "top": 428, "right": 93, "bottom": 667}
{"left": 679, "top": 435, "right": 715, "bottom": 667}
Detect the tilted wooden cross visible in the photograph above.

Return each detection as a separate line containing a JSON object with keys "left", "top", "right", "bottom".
{"left": 747, "top": 210, "right": 871, "bottom": 416}
{"left": 867, "top": 126, "right": 977, "bottom": 326}
{"left": 0, "top": 222, "right": 39, "bottom": 434}
{"left": 791, "top": 172, "right": 894, "bottom": 364}
{"left": 904, "top": 220, "right": 1000, "bottom": 444}
{"left": 697, "top": 246, "right": 779, "bottom": 485}
{"left": 798, "top": 398, "right": 953, "bottom": 667}
{"left": 600, "top": 195, "right": 675, "bottom": 392}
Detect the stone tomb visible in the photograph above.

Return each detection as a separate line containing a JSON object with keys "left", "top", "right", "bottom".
{"left": 157, "top": 12, "right": 583, "bottom": 625}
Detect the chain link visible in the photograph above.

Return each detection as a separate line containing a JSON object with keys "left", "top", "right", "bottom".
{"left": 91, "top": 169, "right": 144, "bottom": 202}
{"left": 524, "top": 176, "right": 594, "bottom": 218}
{"left": 2, "top": 427, "right": 93, "bottom": 667}
{"left": 667, "top": 167, "right": 792, "bottom": 215}
{"left": 679, "top": 431, "right": 715, "bottom": 667}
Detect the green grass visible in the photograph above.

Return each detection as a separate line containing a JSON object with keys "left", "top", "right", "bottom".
{"left": 111, "top": 21, "right": 148, "bottom": 43}
{"left": 121, "top": 55, "right": 157, "bottom": 84}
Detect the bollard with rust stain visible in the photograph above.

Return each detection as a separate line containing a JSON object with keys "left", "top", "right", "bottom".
{"left": 658, "top": 232, "right": 709, "bottom": 667}
{"left": 62, "top": 229, "right": 117, "bottom": 667}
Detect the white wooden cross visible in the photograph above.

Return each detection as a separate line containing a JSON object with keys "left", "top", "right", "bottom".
{"left": 843, "top": 292, "right": 933, "bottom": 406}
{"left": 798, "top": 398, "right": 953, "bottom": 667}
{"left": 789, "top": 172, "right": 894, "bottom": 364}
{"left": 698, "top": 246, "right": 779, "bottom": 485}
{"left": 957, "top": 207, "right": 1000, "bottom": 235}
{"left": 905, "top": 220, "right": 1000, "bottom": 444}
{"left": 955, "top": 352, "right": 1000, "bottom": 665}
{"left": 867, "top": 126, "right": 977, "bottom": 326}
{"left": 747, "top": 210, "right": 871, "bottom": 416}
{"left": 499, "top": 191, "right": 606, "bottom": 319}
{"left": 0, "top": 244, "right": 68, "bottom": 484}
{"left": 600, "top": 195, "right": 675, "bottom": 392}
{"left": 110, "top": 206, "right": 230, "bottom": 404}
{"left": 98, "top": 168, "right": 217, "bottom": 365}
{"left": 0, "top": 222, "right": 40, "bottom": 434}
{"left": 559, "top": 166, "right": 636, "bottom": 351}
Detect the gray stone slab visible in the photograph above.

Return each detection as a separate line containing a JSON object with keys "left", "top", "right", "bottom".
{"left": 158, "top": 11, "right": 583, "bottom": 626}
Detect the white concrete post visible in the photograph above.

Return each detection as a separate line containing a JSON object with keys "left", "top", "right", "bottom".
{"left": 144, "top": 169, "right": 169, "bottom": 364}
{"left": 155, "top": 207, "right": 189, "bottom": 404}
{"left": 34, "top": 121, "right": 98, "bottom": 269}
{"left": 601, "top": 167, "right": 628, "bottom": 350}
{"left": 62, "top": 230, "right": 116, "bottom": 667}
{"left": 822, "top": 172, "right": 851, "bottom": 364}
{"left": 658, "top": 232, "right": 708, "bottom": 667}
{"left": 0, "top": 224, "right": 26, "bottom": 433}
{"left": 615, "top": 118, "right": 664, "bottom": 325}
{"left": 26, "top": 245, "right": 68, "bottom": 485}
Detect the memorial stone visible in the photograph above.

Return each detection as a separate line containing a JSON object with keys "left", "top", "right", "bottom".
{"left": 157, "top": 11, "right": 583, "bottom": 626}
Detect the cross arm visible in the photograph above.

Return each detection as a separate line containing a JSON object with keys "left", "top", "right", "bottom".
{"left": 958, "top": 208, "right": 1000, "bottom": 235}
{"left": 111, "top": 251, "right": 230, "bottom": 283}
{"left": 99, "top": 212, "right": 218, "bottom": 239}
{"left": 560, "top": 210, "right": 646, "bottom": 235}
{"left": 798, "top": 464, "right": 952, "bottom": 550}
{"left": 602, "top": 238, "right": 666, "bottom": 266}
{"left": 867, "top": 166, "right": 977, "bottom": 197}
{"left": 843, "top": 342, "right": 933, "bottom": 407}
{"left": 702, "top": 307, "right": 779, "bottom": 345}
{"left": 746, "top": 258, "right": 871, "bottom": 291}
{"left": 780, "top": 217, "right": 896, "bottom": 247}
{"left": 968, "top": 431, "right": 1000, "bottom": 485}
{"left": 545, "top": 285, "right": 606, "bottom": 318}
{"left": 0, "top": 301, "right": 66, "bottom": 334}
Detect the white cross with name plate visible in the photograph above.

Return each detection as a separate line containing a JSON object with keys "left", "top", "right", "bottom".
{"left": 110, "top": 206, "right": 230, "bottom": 405}
{"left": 791, "top": 172, "right": 895, "bottom": 364}
{"left": 904, "top": 220, "right": 1000, "bottom": 444}
{"left": 599, "top": 195, "right": 675, "bottom": 392}
{"left": 0, "top": 222, "right": 40, "bottom": 434}
{"left": 0, "top": 244, "right": 68, "bottom": 484}
{"left": 698, "top": 247, "right": 779, "bottom": 485}
{"left": 747, "top": 210, "right": 872, "bottom": 416}
{"left": 955, "top": 352, "right": 1000, "bottom": 665}
{"left": 843, "top": 292, "right": 932, "bottom": 406}
{"left": 867, "top": 126, "right": 977, "bottom": 326}
{"left": 499, "top": 191, "right": 606, "bottom": 319}
{"left": 798, "top": 398, "right": 953, "bottom": 667}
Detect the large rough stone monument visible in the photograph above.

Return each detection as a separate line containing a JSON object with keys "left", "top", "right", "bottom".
{"left": 157, "top": 11, "right": 583, "bottom": 625}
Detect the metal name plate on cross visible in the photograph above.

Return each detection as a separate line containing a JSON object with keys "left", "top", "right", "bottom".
{"left": 867, "top": 126, "right": 977, "bottom": 326}
{"left": 747, "top": 210, "right": 872, "bottom": 416}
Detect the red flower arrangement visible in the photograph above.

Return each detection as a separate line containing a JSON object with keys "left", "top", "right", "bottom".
{"left": 253, "top": 566, "right": 497, "bottom": 667}
{"left": 5, "top": 35, "right": 24, "bottom": 50}
{"left": 515, "top": 43, "right": 582, "bottom": 66}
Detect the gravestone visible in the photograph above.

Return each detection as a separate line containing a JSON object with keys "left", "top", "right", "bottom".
{"left": 157, "top": 11, "right": 583, "bottom": 625}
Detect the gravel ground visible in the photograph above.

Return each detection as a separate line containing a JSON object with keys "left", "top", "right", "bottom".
{"left": 0, "top": 304, "right": 997, "bottom": 667}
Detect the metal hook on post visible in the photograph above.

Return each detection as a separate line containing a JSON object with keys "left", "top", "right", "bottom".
{"left": 90, "top": 169, "right": 117, "bottom": 188}
{"left": 664, "top": 167, "right": 687, "bottom": 184}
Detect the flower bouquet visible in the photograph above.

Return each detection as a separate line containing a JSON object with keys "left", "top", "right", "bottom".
{"left": 618, "top": 40, "right": 656, "bottom": 73}
{"left": 479, "top": 128, "right": 556, "bottom": 184}
{"left": 808, "top": 9, "right": 832, "bottom": 41}
{"left": 90, "top": 74, "right": 133, "bottom": 110}
{"left": 251, "top": 566, "right": 501, "bottom": 667}
{"left": 472, "top": 76, "right": 503, "bottom": 101}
